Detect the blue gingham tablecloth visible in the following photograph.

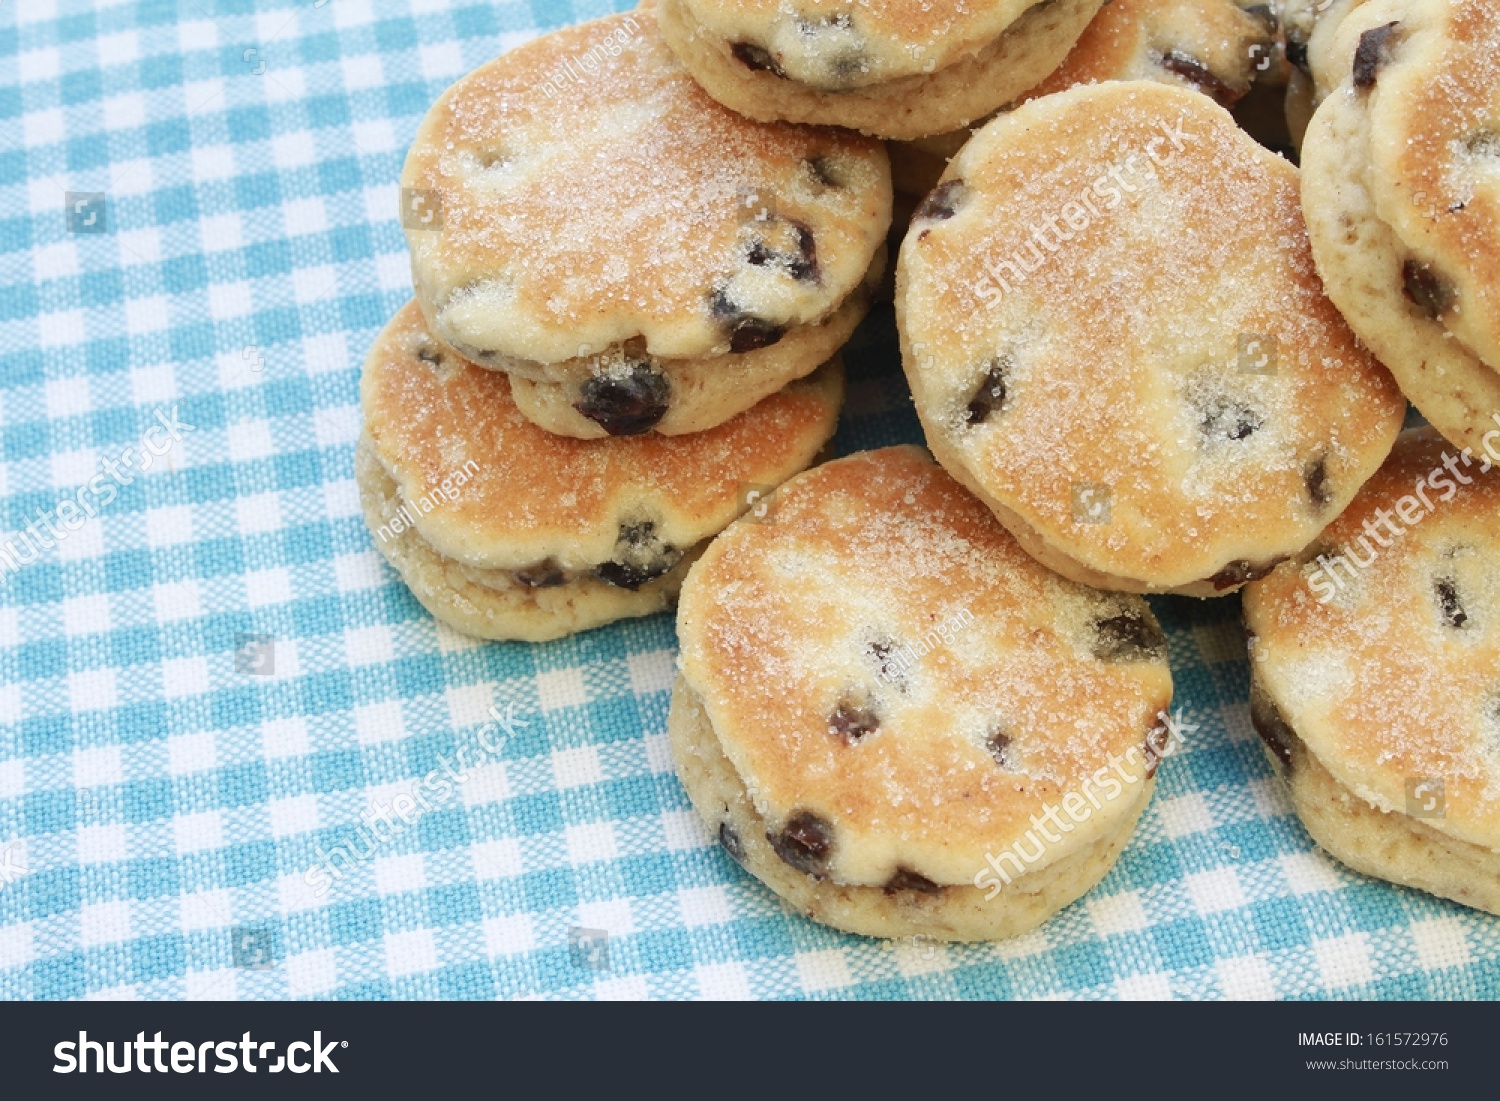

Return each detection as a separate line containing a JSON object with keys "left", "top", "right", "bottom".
{"left": 2, "top": 0, "right": 1498, "bottom": 1002}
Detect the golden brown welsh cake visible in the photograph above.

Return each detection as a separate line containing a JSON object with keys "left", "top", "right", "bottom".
{"left": 1025, "top": 0, "right": 1281, "bottom": 107}
{"left": 1301, "top": 0, "right": 1500, "bottom": 454}
{"left": 673, "top": 447, "right": 1173, "bottom": 940}
{"left": 401, "top": 10, "right": 889, "bottom": 437}
{"left": 1305, "top": 0, "right": 1373, "bottom": 100}
{"left": 1282, "top": 0, "right": 1371, "bottom": 151}
{"left": 359, "top": 302, "right": 843, "bottom": 642}
{"left": 897, "top": 82, "right": 1406, "bottom": 596}
{"left": 657, "top": 0, "right": 1106, "bottom": 140}
{"left": 1244, "top": 428, "right": 1500, "bottom": 914}
{"left": 889, "top": 0, "right": 1285, "bottom": 196}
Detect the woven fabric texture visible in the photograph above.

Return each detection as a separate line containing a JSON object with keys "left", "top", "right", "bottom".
{"left": 0, "top": 0, "right": 1494, "bottom": 1001}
